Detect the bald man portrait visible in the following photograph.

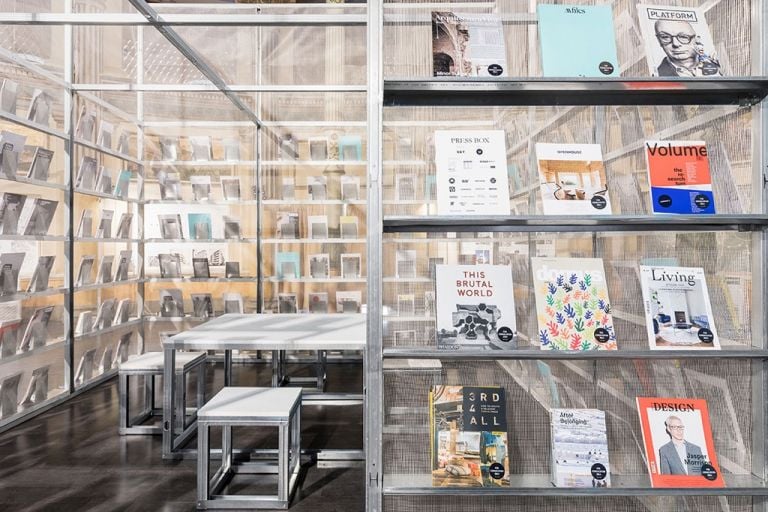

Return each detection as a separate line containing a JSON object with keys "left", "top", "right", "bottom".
{"left": 653, "top": 19, "right": 722, "bottom": 77}
{"left": 658, "top": 415, "right": 704, "bottom": 475}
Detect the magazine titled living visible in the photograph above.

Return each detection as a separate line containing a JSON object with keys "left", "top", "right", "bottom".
{"left": 431, "top": 12, "right": 507, "bottom": 77}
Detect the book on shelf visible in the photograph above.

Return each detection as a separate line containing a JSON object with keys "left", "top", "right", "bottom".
{"left": 77, "top": 209, "right": 93, "bottom": 238}
{"left": 276, "top": 252, "right": 301, "bottom": 279}
{"left": 341, "top": 175, "right": 360, "bottom": 201}
{"left": 75, "top": 156, "right": 98, "bottom": 191}
{"left": 27, "top": 256, "right": 55, "bottom": 292}
{"left": 0, "top": 131, "right": 27, "bottom": 179}
{"left": 23, "top": 198, "right": 57, "bottom": 236}
{"left": 18, "top": 306, "right": 53, "bottom": 352}
{"left": 115, "top": 213, "right": 133, "bottom": 239}
{"left": 308, "top": 215, "right": 329, "bottom": 239}
{"left": 278, "top": 293, "right": 298, "bottom": 314}
{"left": 0, "top": 253, "right": 24, "bottom": 295}
{"left": 160, "top": 137, "right": 179, "bottom": 161}
{"left": 309, "top": 137, "right": 328, "bottom": 160}
{"left": 76, "top": 255, "right": 95, "bottom": 286}
{"left": 94, "top": 298, "right": 116, "bottom": 330}
{"left": 221, "top": 176, "right": 241, "bottom": 201}
{"left": 75, "top": 107, "right": 96, "bottom": 142}
{"left": 117, "top": 132, "right": 130, "bottom": 156}
{"left": 159, "top": 214, "right": 184, "bottom": 240}
{"left": 188, "top": 213, "right": 212, "bottom": 240}
{"left": 223, "top": 216, "right": 241, "bottom": 240}
{"left": 308, "top": 253, "right": 330, "bottom": 279}
{"left": 535, "top": 143, "right": 611, "bottom": 215}
{"left": 97, "top": 255, "right": 114, "bottom": 284}
{"left": 114, "top": 250, "right": 132, "bottom": 281}
{"left": 191, "top": 293, "right": 214, "bottom": 318}
{"left": 0, "top": 79, "right": 17, "bottom": 114}
{"left": 394, "top": 173, "right": 416, "bottom": 202}
{"left": 222, "top": 138, "right": 240, "bottom": 161}
{"left": 336, "top": 291, "right": 362, "bottom": 313}
{"left": 431, "top": 12, "right": 507, "bottom": 77}
{"left": 281, "top": 177, "right": 295, "bottom": 200}
{"left": 279, "top": 134, "right": 298, "bottom": 161}
{"left": 637, "top": 4, "right": 723, "bottom": 77}
{"left": 95, "top": 167, "right": 113, "bottom": 195}
{"left": 222, "top": 292, "right": 243, "bottom": 314}
{"left": 339, "top": 135, "right": 362, "bottom": 161}
{"left": 397, "top": 294, "right": 416, "bottom": 316}
{"left": 192, "top": 257, "right": 211, "bottom": 279}
{"left": 26, "top": 89, "right": 52, "bottom": 126}
{"left": 636, "top": 397, "right": 723, "bottom": 487}
{"left": 308, "top": 176, "right": 327, "bottom": 200}
{"left": 430, "top": 385, "right": 509, "bottom": 487}
{"left": 189, "top": 136, "right": 212, "bottom": 161}
{"left": 308, "top": 292, "right": 329, "bottom": 314}
{"left": 160, "top": 289, "right": 184, "bottom": 317}
{"left": 531, "top": 257, "right": 617, "bottom": 350}
{"left": 340, "top": 216, "right": 359, "bottom": 239}
{"left": 644, "top": 140, "right": 715, "bottom": 214}
{"left": 276, "top": 212, "right": 299, "bottom": 239}
{"left": 27, "top": 147, "right": 53, "bottom": 181}
{"left": 114, "top": 332, "right": 133, "bottom": 365}
{"left": 537, "top": 4, "right": 619, "bottom": 77}
{"left": 113, "top": 299, "right": 131, "bottom": 325}
{"left": 75, "top": 311, "right": 93, "bottom": 336}
{"left": 159, "top": 253, "right": 182, "bottom": 278}
{"left": 435, "top": 130, "right": 511, "bottom": 215}
{"left": 0, "top": 192, "right": 26, "bottom": 234}
{"left": 435, "top": 264, "right": 517, "bottom": 350}
{"left": 395, "top": 249, "right": 417, "bottom": 279}
{"left": 96, "top": 209, "right": 114, "bottom": 239}
{"left": 20, "top": 365, "right": 50, "bottom": 405}
{"left": 191, "top": 175, "right": 212, "bottom": 202}
{"left": 341, "top": 253, "right": 362, "bottom": 279}
{"left": 225, "top": 261, "right": 240, "bottom": 278}
{"left": 157, "top": 170, "right": 181, "bottom": 200}
{"left": 97, "top": 120, "right": 114, "bottom": 149}
{"left": 640, "top": 265, "right": 719, "bottom": 350}
{"left": 550, "top": 409, "right": 611, "bottom": 488}
{"left": 113, "top": 169, "right": 132, "bottom": 200}
{"left": 0, "top": 301, "right": 22, "bottom": 357}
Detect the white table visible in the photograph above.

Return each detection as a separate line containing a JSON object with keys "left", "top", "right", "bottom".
{"left": 162, "top": 313, "right": 366, "bottom": 459}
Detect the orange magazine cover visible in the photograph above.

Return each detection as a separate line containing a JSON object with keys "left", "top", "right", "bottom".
{"left": 636, "top": 397, "right": 724, "bottom": 487}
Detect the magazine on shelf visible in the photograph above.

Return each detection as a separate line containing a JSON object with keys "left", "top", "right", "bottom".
{"left": 340, "top": 216, "right": 359, "bottom": 239}
{"left": 75, "top": 107, "right": 96, "bottom": 142}
{"left": 23, "top": 198, "right": 57, "bottom": 236}
{"left": 223, "top": 216, "right": 241, "bottom": 240}
{"left": 276, "top": 252, "right": 301, "bottom": 279}
{"left": 192, "top": 257, "right": 211, "bottom": 279}
{"left": 97, "top": 255, "right": 114, "bottom": 284}
{"left": 640, "top": 265, "right": 719, "bottom": 350}
{"left": 20, "top": 365, "right": 50, "bottom": 405}
{"left": 309, "top": 253, "right": 330, "bottom": 279}
{"left": 191, "top": 293, "right": 214, "bottom": 318}
{"left": 221, "top": 176, "right": 241, "bottom": 201}
{"left": 309, "top": 137, "right": 328, "bottom": 160}
{"left": 113, "top": 170, "right": 132, "bottom": 200}
{"left": 0, "top": 253, "right": 25, "bottom": 295}
{"left": 117, "top": 132, "right": 130, "bottom": 155}
{"left": 97, "top": 120, "right": 114, "bottom": 149}
{"left": 279, "top": 134, "right": 298, "bottom": 161}
{"left": 76, "top": 209, "right": 92, "bottom": 238}
{"left": 0, "top": 79, "right": 17, "bottom": 114}
{"left": 308, "top": 292, "right": 329, "bottom": 314}
{"left": 116, "top": 213, "right": 133, "bottom": 239}
{"left": 75, "top": 156, "right": 98, "bottom": 190}
{"left": 308, "top": 215, "right": 329, "bottom": 239}
{"left": 75, "top": 311, "right": 93, "bottom": 335}
{"left": 398, "top": 294, "right": 416, "bottom": 316}
{"left": 0, "top": 193, "right": 26, "bottom": 235}
{"left": 96, "top": 209, "right": 113, "bottom": 239}
{"left": 76, "top": 255, "right": 95, "bottom": 286}
{"left": 160, "top": 289, "right": 184, "bottom": 317}
{"left": 435, "top": 264, "right": 517, "bottom": 350}
{"left": 429, "top": 257, "right": 445, "bottom": 280}
{"left": 27, "top": 256, "right": 55, "bottom": 292}
{"left": 431, "top": 12, "right": 507, "bottom": 77}
{"left": 0, "top": 302, "right": 22, "bottom": 358}
{"left": 159, "top": 214, "right": 184, "bottom": 240}
{"left": 26, "top": 89, "right": 52, "bottom": 126}
{"left": 531, "top": 257, "right": 617, "bottom": 350}
{"left": 113, "top": 299, "right": 131, "bottom": 325}
{"left": 95, "top": 167, "right": 113, "bottom": 195}
{"left": 281, "top": 177, "right": 295, "bottom": 200}
{"left": 535, "top": 143, "right": 611, "bottom": 215}
{"left": 225, "top": 261, "right": 240, "bottom": 279}
{"left": 637, "top": 4, "right": 722, "bottom": 77}
{"left": 308, "top": 176, "right": 327, "bottom": 200}
{"left": 430, "top": 385, "right": 509, "bottom": 487}
{"left": 222, "top": 292, "right": 243, "bottom": 314}
{"left": 94, "top": 298, "right": 116, "bottom": 330}
{"left": 222, "top": 138, "right": 240, "bottom": 161}
{"left": 188, "top": 213, "right": 212, "bottom": 240}
{"left": 157, "top": 170, "right": 181, "bottom": 200}
{"left": 159, "top": 137, "right": 179, "bottom": 161}
{"left": 336, "top": 291, "right": 362, "bottom": 313}
{"left": 27, "top": 147, "right": 53, "bottom": 181}
{"left": 159, "top": 253, "right": 182, "bottom": 278}
{"left": 0, "top": 131, "right": 27, "bottom": 179}
{"left": 550, "top": 409, "right": 611, "bottom": 488}
{"left": 114, "top": 250, "right": 132, "bottom": 281}
{"left": 341, "top": 175, "right": 361, "bottom": 201}
{"left": 189, "top": 136, "right": 212, "bottom": 161}
{"left": 278, "top": 293, "right": 298, "bottom": 314}
{"left": 18, "top": 306, "right": 53, "bottom": 352}
{"left": 537, "top": 4, "right": 619, "bottom": 77}
{"left": 636, "top": 397, "right": 723, "bottom": 487}
{"left": 644, "top": 140, "right": 715, "bottom": 214}
{"left": 395, "top": 173, "right": 416, "bottom": 201}
{"left": 395, "top": 249, "right": 417, "bottom": 279}
{"left": 191, "top": 175, "right": 212, "bottom": 202}
{"left": 113, "top": 332, "right": 132, "bottom": 365}
{"left": 339, "top": 135, "right": 363, "bottom": 161}
{"left": 434, "top": 130, "right": 511, "bottom": 215}
{"left": 341, "top": 253, "right": 362, "bottom": 279}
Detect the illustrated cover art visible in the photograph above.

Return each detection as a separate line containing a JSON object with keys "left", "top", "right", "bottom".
{"left": 645, "top": 140, "right": 715, "bottom": 214}
{"left": 531, "top": 257, "right": 616, "bottom": 350}
{"left": 431, "top": 12, "right": 507, "bottom": 77}
{"left": 636, "top": 4, "right": 723, "bottom": 77}
{"left": 537, "top": 5, "right": 619, "bottom": 77}
{"left": 430, "top": 385, "right": 509, "bottom": 487}
{"left": 435, "top": 264, "right": 516, "bottom": 350}
{"left": 535, "top": 143, "right": 611, "bottom": 215}
{"left": 551, "top": 409, "right": 611, "bottom": 487}
{"left": 640, "top": 265, "right": 719, "bottom": 350}
{"left": 636, "top": 397, "right": 724, "bottom": 487}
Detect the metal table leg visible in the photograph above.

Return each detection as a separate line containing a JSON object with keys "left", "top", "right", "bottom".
{"left": 162, "top": 346, "right": 176, "bottom": 459}
{"left": 224, "top": 349, "right": 233, "bottom": 387}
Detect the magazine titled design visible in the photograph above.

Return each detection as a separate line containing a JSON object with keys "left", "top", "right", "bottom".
{"left": 431, "top": 12, "right": 507, "bottom": 77}
{"left": 551, "top": 409, "right": 611, "bottom": 487}
{"left": 645, "top": 140, "right": 715, "bottom": 214}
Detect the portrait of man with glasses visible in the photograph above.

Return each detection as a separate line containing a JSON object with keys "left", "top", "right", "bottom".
{"left": 653, "top": 19, "right": 722, "bottom": 77}
{"left": 658, "top": 415, "right": 704, "bottom": 475}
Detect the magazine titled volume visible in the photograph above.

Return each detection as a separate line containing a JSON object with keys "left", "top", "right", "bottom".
{"left": 434, "top": 130, "right": 510, "bottom": 216}
{"left": 640, "top": 265, "right": 719, "bottom": 350}
{"left": 431, "top": 12, "right": 507, "bottom": 77}
{"left": 435, "top": 264, "right": 516, "bottom": 350}
{"left": 551, "top": 409, "right": 611, "bottom": 488}
{"left": 636, "top": 397, "right": 724, "bottom": 487}
{"left": 535, "top": 143, "right": 611, "bottom": 215}
{"left": 636, "top": 5, "right": 723, "bottom": 77}
{"left": 531, "top": 257, "right": 616, "bottom": 350}
{"left": 430, "top": 385, "right": 509, "bottom": 487}
{"left": 645, "top": 140, "right": 715, "bottom": 214}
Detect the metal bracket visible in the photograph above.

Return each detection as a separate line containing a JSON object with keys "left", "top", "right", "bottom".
{"left": 368, "top": 472, "right": 379, "bottom": 487}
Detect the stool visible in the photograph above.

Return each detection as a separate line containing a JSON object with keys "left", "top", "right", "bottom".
{"left": 118, "top": 351, "right": 206, "bottom": 435}
{"left": 197, "top": 387, "right": 301, "bottom": 510}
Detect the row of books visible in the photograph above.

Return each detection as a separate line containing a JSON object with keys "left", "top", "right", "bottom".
{"left": 275, "top": 212, "right": 360, "bottom": 240}
{"left": 75, "top": 157, "right": 132, "bottom": 199}
{"left": 276, "top": 134, "right": 363, "bottom": 162}
{"left": 276, "top": 175, "right": 362, "bottom": 202}
{"left": 277, "top": 290, "right": 362, "bottom": 314}
{"left": 0, "top": 81, "right": 53, "bottom": 126}
{"left": 158, "top": 254, "right": 240, "bottom": 280}
{"left": 77, "top": 210, "right": 132, "bottom": 239}
{"left": 275, "top": 251, "right": 362, "bottom": 280}
{"left": 0, "top": 364, "right": 51, "bottom": 418}
{"left": 431, "top": 386, "right": 723, "bottom": 489}
{"left": 75, "top": 299, "right": 134, "bottom": 336}
{"left": 73, "top": 105, "right": 130, "bottom": 154}
{"left": 0, "top": 302, "right": 56, "bottom": 357}
{"left": 156, "top": 171, "right": 242, "bottom": 201}
{"left": 157, "top": 290, "right": 244, "bottom": 318}
{"left": 0, "top": 193, "right": 57, "bottom": 236}
{"left": 0, "top": 130, "right": 53, "bottom": 181}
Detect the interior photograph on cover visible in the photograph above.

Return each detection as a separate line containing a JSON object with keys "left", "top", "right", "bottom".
{"left": 645, "top": 140, "right": 715, "bottom": 214}
{"left": 636, "top": 4, "right": 723, "bottom": 77}
{"left": 431, "top": 12, "right": 507, "bottom": 77}
{"left": 430, "top": 385, "right": 509, "bottom": 487}
{"left": 640, "top": 265, "right": 719, "bottom": 350}
{"left": 550, "top": 409, "right": 611, "bottom": 488}
{"left": 535, "top": 143, "right": 611, "bottom": 215}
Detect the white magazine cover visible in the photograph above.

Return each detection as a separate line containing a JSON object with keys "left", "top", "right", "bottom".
{"left": 551, "top": 409, "right": 611, "bottom": 488}
{"left": 636, "top": 4, "right": 723, "bottom": 77}
{"left": 431, "top": 12, "right": 508, "bottom": 77}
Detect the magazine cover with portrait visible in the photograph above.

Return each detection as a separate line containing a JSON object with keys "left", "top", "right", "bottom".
{"left": 637, "top": 4, "right": 723, "bottom": 77}
{"left": 636, "top": 397, "right": 724, "bottom": 487}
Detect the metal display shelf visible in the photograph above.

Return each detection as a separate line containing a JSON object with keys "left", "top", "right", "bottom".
{"left": 383, "top": 78, "right": 768, "bottom": 107}
{"left": 382, "top": 347, "right": 768, "bottom": 360}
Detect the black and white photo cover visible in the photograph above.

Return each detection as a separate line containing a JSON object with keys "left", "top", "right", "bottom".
{"left": 0, "top": 253, "right": 25, "bottom": 295}
{"left": 27, "top": 256, "right": 55, "bottom": 292}
{"left": 97, "top": 120, "right": 114, "bottom": 149}
{"left": 160, "top": 289, "right": 184, "bottom": 318}
{"left": 27, "top": 89, "right": 52, "bottom": 125}
{"left": 278, "top": 293, "right": 298, "bottom": 314}
{"left": 23, "top": 199, "right": 58, "bottom": 236}
{"left": 0, "top": 131, "right": 26, "bottom": 179}
{"left": 76, "top": 255, "right": 95, "bottom": 286}
{"left": 97, "top": 255, "right": 114, "bottom": 284}
{"left": 0, "top": 193, "right": 27, "bottom": 235}
{"left": 159, "top": 253, "right": 182, "bottom": 278}
{"left": 336, "top": 291, "right": 362, "bottom": 314}
{"left": 192, "top": 257, "right": 211, "bottom": 279}
{"left": 189, "top": 136, "right": 212, "bottom": 161}
{"left": 76, "top": 156, "right": 97, "bottom": 190}
{"left": 431, "top": 12, "right": 508, "bottom": 77}
{"left": 191, "top": 293, "right": 214, "bottom": 318}
{"left": 309, "top": 253, "right": 330, "bottom": 279}
{"left": 27, "top": 147, "right": 54, "bottom": 181}
{"left": 18, "top": 306, "right": 54, "bottom": 352}
{"left": 223, "top": 292, "right": 243, "bottom": 314}
{"left": 276, "top": 212, "right": 299, "bottom": 239}
{"left": 225, "top": 261, "right": 240, "bottom": 278}
{"left": 75, "top": 106, "right": 96, "bottom": 142}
